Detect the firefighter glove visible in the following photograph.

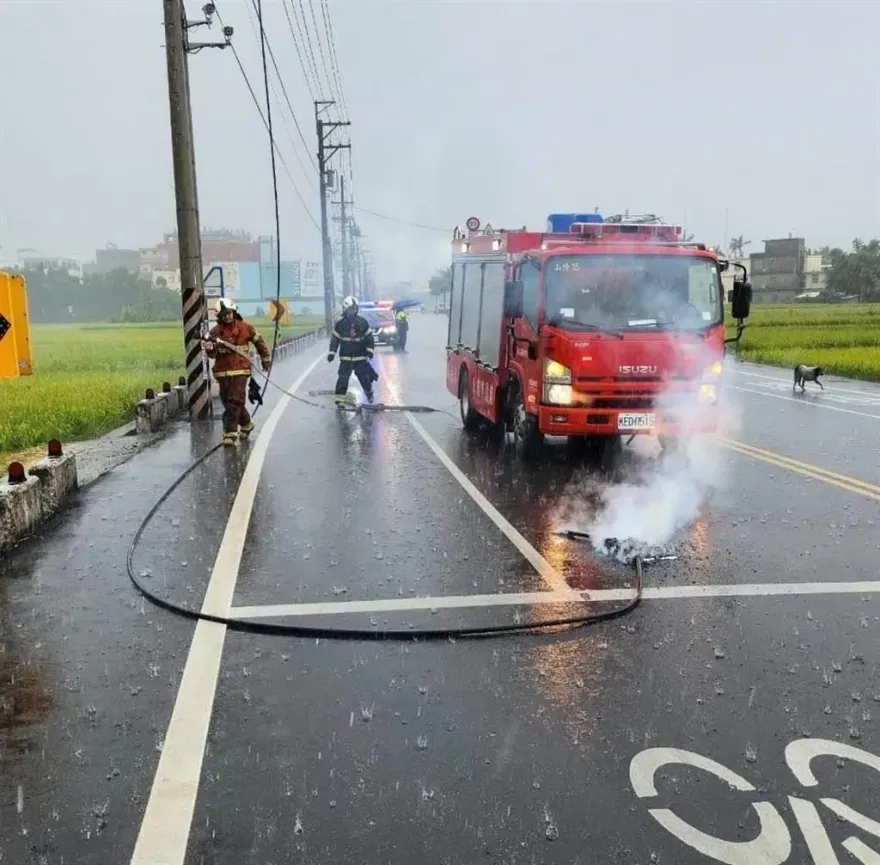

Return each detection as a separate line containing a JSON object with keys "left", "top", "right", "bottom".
{"left": 261, "top": 359, "right": 271, "bottom": 373}
{"left": 327, "top": 352, "right": 336, "bottom": 363}
{"left": 248, "top": 377, "right": 264, "bottom": 406}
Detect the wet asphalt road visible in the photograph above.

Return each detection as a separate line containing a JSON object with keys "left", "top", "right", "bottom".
{"left": 2, "top": 315, "right": 880, "bottom": 865}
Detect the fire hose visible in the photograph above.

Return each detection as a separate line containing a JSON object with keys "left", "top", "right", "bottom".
{"left": 125, "top": 338, "right": 644, "bottom": 640}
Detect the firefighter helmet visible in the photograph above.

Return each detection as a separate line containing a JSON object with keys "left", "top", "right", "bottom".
{"left": 341, "top": 295, "right": 358, "bottom": 314}
{"left": 215, "top": 298, "right": 238, "bottom": 315}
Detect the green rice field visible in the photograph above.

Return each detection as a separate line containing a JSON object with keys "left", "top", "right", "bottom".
{"left": 725, "top": 303, "right": 880, "bottom": 381}
{"left": 0, "top": 318, "right": 322, "bottom": 459}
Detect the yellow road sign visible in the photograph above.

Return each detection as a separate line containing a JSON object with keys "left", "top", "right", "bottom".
{"left": 268, "top": 298, "right": 290, "bottom": 325}
{"left": 0, "top": 271, "right": 34, "bottom": 379}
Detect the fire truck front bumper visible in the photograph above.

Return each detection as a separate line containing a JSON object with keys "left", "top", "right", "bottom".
{"left": 537, "top": 388, "right": 721, "bottom": 438}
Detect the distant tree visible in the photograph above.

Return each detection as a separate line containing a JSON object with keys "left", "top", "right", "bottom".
{"left": 824, "top": 239, "right": 880, "bottom": 302}
{"left": 428, "top": 267, "right": 452, "bottom": 297}
{"left": 728, "top": 235, "right": 751, "bottom": 258}
{"left": 19, "top": 266, "right": 181, "bottom": 323}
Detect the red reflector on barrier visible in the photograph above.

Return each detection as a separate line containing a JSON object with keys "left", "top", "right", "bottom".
{"left": 48, "top": 439, "right": 63, "bottom": 458}
{"left": 8, "top": 462, "right": 26, "bottom": 484}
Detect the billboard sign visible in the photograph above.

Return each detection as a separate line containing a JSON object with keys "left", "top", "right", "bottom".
{"left": 302, "top": 260, "right": 323, "bottom": 294}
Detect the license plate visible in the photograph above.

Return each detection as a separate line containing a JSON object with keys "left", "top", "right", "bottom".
{"left": 617, "top": 412, "right": 656, "bottom": 430}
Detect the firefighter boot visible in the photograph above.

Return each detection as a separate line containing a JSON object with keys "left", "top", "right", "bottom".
{"left": 222, "top": 430, "right": 238, "bottom": 446}
{"left": 239, "top": 420, "right": 256, "bottom": 439}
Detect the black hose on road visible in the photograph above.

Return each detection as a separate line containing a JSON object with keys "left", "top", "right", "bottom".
{"left": 127, "top": 341, "right": 643, "bottom": 640}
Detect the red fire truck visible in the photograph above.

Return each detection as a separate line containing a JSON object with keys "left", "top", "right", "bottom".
{"left": 445, "top": 213, "right": 752, "bottom": 459}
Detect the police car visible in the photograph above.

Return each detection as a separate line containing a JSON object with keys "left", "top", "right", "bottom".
{"left": 359, "top": 301, "right": 401, "bottom": 350}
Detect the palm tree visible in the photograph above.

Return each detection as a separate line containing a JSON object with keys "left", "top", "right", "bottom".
{"left": 728, "top": 235, "right": 752, "bottom": 259}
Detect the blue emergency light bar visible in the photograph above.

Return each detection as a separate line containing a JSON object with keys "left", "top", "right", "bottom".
{"left": 546, "top": 212, "right": 604, "bottom": 233}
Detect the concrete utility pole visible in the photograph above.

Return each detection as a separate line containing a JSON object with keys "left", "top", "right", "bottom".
{"left": 333, "top": 174, "right": 355, "bottom": 298}
{"left": 162, "top": 0, "right": 231, "bottom": 420}
{"left": 315, "top": 100, "right": 350, "bottom": 330}
{"left": 163, "top": 0, "right": 209, "bottom": 420}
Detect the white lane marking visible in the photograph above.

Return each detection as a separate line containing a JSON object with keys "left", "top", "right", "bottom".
{"left": 130, "top": 353, "right": 322, "bottom": 865}
{"left": 404, "top": 412, "right": 575, "bottom": 595}
{"left": 735, "top": 366, "right": 880, "bottom": 398}
{"left": 378, "top": 371, "right": 575, "bottom": 596}
{"left": 733, "top": 385, "right": 880, "bottom": 420}
{"left": 229, "top": 580, "right": 880, "bottom": 619}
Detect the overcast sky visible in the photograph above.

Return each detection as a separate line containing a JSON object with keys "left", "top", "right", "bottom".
{"left": 1, "top": 0, "right": 879, "bottom": 285}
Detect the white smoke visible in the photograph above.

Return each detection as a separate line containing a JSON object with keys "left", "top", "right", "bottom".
{"left": 557, "top": 346, "right": 742, "bottom": 564}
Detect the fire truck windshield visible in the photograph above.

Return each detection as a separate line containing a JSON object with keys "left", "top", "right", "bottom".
{"left": 543, "top": 253, "right": 722, "bottom": 332}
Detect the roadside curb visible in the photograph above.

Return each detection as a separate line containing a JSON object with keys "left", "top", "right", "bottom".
{"left": 1, "top": 443, "right": 78, "bottom": 557}
{"left": 134, "top": 327, "right": 326, "bottom": 434}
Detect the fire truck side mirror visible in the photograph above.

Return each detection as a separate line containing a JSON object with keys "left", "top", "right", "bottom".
{"left": 731, "top": 279, "right": 752, "bottom": 320}
{"left": 504, "top": 280, "right": 523, "bottom": 318}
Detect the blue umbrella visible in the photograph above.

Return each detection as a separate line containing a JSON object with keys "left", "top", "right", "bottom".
{"left": 391, "top": 297, "right": 422, "bottom": 311}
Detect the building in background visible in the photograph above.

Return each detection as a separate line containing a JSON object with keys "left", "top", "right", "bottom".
{"left": 11, "top": 248, "right": 84, "bottom": 278}
{"left": 801, "top": 252, "right": 829, "bottom": 295}
{"left": 151, "top": 269, "right": 182, "bottom": 292}
{"left": 157, "top": 228, "right": 260, "bottom": 271}
{"left": 749, "top": 237, "right": 806, "bottom": 303}
{"left": 86, "top": 242, "right": 141, "bottom": 275}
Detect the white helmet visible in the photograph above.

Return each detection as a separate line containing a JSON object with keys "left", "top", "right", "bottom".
{"left": 341, "top": 295, "right": 358, "bottom": 314}
{"left": 215, "top": 297, "right": 238, "bottom": 315}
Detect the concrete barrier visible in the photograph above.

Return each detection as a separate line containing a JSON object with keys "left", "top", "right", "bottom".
{"left": 135, "top": 389, "right": 170, "bottom": 434}
{"left": 0, "top": 475, "right": 43, "bottom": 555}
{"left": 0, "top": 445, "right": 79, "bottom": 557}
{"left": 28, "top": 452, "right": 78, "bottom": 518}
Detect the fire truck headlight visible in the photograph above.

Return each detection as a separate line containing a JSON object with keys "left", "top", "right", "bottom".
{"left": 699, "top": 383, "right": 717, "bottom": 402}
{"left": 544, "top": 359, "right": 572, "bottom": 383}
{"left": 703, "top": 360, "right": 724, "bottom": 381}
{"left": 544, "top": 384, "right": 573, "bottom": 405}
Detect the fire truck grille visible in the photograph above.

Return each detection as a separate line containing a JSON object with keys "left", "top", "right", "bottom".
{"left": 573, "top": 376, "right": 699, "bottom": 410}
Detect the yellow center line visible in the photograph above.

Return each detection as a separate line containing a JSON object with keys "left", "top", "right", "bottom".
{"left": 711, "top": 436, "right": 880, "bottom": 501}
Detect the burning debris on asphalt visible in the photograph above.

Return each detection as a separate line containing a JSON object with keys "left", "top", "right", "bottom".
{"left": 558, "top": 529, "right": 679, "bottom": 565}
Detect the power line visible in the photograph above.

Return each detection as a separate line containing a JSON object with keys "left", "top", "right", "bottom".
{"left": 253, "top": 0, "right": 284, "bottom": 385}
{"left": 219, "top": 22, "right": 319, "bottom": 231}
{"left": 353, "top": 206, "right": 451, "bottom": 233}
{"left": 244, "top": 0, "right": 318, "bottom": 172}
{"left": 319, "top": 0, "right": 348, "bottom": 117}
{"left": 294, "top": 0, "right": 326, "bottom": 98}
{"left": 306, "top": 0, "right": 337, "bottom": 102}
{"left": 280, "top": 0, "right": 318, "bottom": 101}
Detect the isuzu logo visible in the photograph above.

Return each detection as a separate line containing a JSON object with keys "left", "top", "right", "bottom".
{"left": 618, "top": 365, "right": 658, "bottom": 374}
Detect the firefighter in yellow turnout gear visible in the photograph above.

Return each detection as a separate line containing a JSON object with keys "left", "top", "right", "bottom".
{"left": 202, "top": 298, "right": 271, "bottom": 445}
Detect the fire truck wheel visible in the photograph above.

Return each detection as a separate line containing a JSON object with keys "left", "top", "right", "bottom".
{"left": 458, "top": 369, "right": 483, "bottom": 432}
{"left": 512, "top": 388, "right": 543, "bottom": 461}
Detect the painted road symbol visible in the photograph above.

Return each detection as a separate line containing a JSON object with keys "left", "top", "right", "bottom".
{"left": 630, "top": 738, "right": 880, "bottom": 864}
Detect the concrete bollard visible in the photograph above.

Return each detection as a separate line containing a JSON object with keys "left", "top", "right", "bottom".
{"left": 0, "top": 474, "right": 44, "bottom": 555}
{"left": 28, "top": 451, "right": 78, "bottom": 518}
{"left": 135, "top": 390, "right": 170, "bottom": 434}
{"left": 161, "top": 382, "right": 178, "bottom": 419}
{"left": 172, "top": 384, "right": 186, "bottom": 413}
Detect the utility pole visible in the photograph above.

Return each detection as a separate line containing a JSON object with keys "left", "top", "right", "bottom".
{"left": 162, "top": 0, "right": 232, "bottom": 420}
{"left": 315, "top": 100, "right": 350, "bottom": 330}
{"left": 332, "top": 175, "right": 354, "bottom": 298}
